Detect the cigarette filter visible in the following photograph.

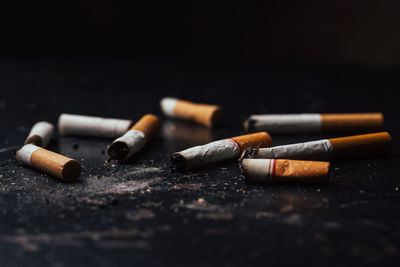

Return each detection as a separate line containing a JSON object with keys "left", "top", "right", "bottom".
{"left": 170, "top": 132, "right": 272, "bottom": 170}
{"left": 24, "top": 121, "right": 54, "bottom": 147}
{"left": 107, "top": 114, "right": 160, "bottom": 161}
{"left": 58, "top": 113, "right": 132, "bottom": 138}
{"left": 244, "top": 113, "right": 383, "bottom": 133}
{"left": 240, "top": 158, "right": 330, "bottom": 184}
{"left": 16, "top": 144, "right": 81, "bottom": 181}
{"left": 246, "top": 132, "right": 391, "bottom": 161}
{"left": 160, "top": 97, "right": 222, "bottom": 127}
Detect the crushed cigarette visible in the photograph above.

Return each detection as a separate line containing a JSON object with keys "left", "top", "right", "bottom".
{"left": 170, "top": 132, "right": 272, "bottom": 170}
{"left": 243, "top": 132, "right": 391, "bottom": 161}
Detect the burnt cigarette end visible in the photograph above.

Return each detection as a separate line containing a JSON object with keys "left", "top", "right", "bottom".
{"left": 24, "top": 135, "right": 42, "bottom": 146}
{"left": 239, "top": 147, "right": 257, "bottom": 160}
{"left": 62, "top": 160, "right": 81, "bottom": 182}
{"left": 243, "top": 119, "right": 256, "bottom": 132}
{"left": 169, "top": 153, "right": 187, "bottom": 170}
{"left": 107, "top": 141, "right": 129, "bottom": 161}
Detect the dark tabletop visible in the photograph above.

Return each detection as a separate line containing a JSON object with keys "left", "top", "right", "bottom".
{"left": 0, "top": 59, "right": 399, "bottom": 267}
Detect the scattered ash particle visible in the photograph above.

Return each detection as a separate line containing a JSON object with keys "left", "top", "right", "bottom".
{"left": 72, "top": 143, "right": 79, "bottom": 150}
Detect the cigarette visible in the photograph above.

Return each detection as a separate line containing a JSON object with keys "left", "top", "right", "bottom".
{"left": 160, "top": 97, "right": 222, "bottom": 127}
{"left": 240, "top": 159, "right": 330, "bottom": 184}
{"left": 244, "top": 113, "right": 383, "bottom": 133}
{"left": 245, "top": 132, "right": 391, "bottom": 161}
{"left": 107, "top": 114, "right": 160, "bottom": 161}
{"left": 24, "top": 121, "right": 54, "bottom": 147}
{"left": 16, "top": 144, "right": 81, "bottom": 181}
{"left": 170, "top": 132, "right": 272, "bottom": 170}
{"left": 58, "top": 113, "right": 132, "bottom": 138}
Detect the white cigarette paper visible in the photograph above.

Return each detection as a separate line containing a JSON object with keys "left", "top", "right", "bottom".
{"left": 58, "top": 113, "right": 132, "bottom": 138}
{"left": 172, "top": 139, "right": 240, "bottom": 169}
{"left": 245, "top": 114, "right": 321, "bottom": 133}
{"left": 160, "top": 97, "right": 178, "bottom": 117}
{"left": 16, "top": 144, "right": 40, "bottom": 166}
{"left": 252, "top": 139, "right": 334, "bottom": 161}
{"left": 25, "top": 121, "right": 54, "bottom": 147}
{"left": 240, "top": 158, "right": 275, "bottom": 182}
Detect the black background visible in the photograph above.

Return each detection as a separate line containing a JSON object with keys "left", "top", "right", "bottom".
{"left": 1, "top": 0, "right": 400, "bottom": 65}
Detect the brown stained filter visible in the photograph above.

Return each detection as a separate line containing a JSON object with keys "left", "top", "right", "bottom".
{"left": 231, "top": 132, "right": 272, "bottom": 153}
{"left": 173, "top": 100, "right": 222, "bottom": 127}
{"left": 24, "top": 135, "right": 42, "bottom": 146}
{"left": 274, "top": 159, "right": 330, "bottom": 183}
{"left": 30, "top": 148, "right": 81, "bottom": 181}
{"left": 321, "top": 113, "right": 383, "bottom": 132}
{"left": 328, "top": 131, "right": 392, "bottom": 160}
{"left": 131, "top": 114, "right": 160, "bottom": 138}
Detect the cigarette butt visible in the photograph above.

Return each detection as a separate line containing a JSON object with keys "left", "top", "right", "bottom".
{"left": 24, "top": 121, "right": 54, "bottom": 147}
{"left": 160, "top": 97, "right": 222, "bottom": 127}
{"left": 58, "top": 113, "right": 132, "bottom": 138}
{"left": 240, "top": 158, "right": 330, "bottom": 184}
{"left": 107, "top": 114, "right": 160, "bottom": 161}
{"left": 16, "top": 144, "right": 81, "bottom": 181}
{"left": 170, "top": 131, "right": 272, "bottom": 170}
{"left": 244, "top": 113, "right": 383, "bottom": 133}
{"left": 328, "top": 131, "right": 391, "bottom": 159}
{"left": 245, "top": 132, "right": 391, "bottom": 161}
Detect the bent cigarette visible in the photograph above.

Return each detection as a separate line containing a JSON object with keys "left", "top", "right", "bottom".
{"left": 160, "top": 97, "right": 222, "bottom": 127}
{"left": 58, "top": 113, "right": 132, "bottom": 138}
{"left": 170, "top": 132, "right": 272, "bottom": 170}
{"left": 16, "top": 144, "right": 81, "bottom": 181}
{"left": 244, "top": 113, "right": 383, "bottom": 133}
{"left": 107, "top": 114, "right": 160, "bottom": 161}
{"left": 24, "top": 121, "right": 54, "bottom": 147}
{"left": 240, "top": 159, "right": 330, "bottom": 184}
{"left": 245, "top": 132, "right": 391, "bottom": 161}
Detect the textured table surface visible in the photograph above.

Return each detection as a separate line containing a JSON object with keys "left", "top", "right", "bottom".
{"left": 0, "top": 60, "right": 399, "bottom": 266}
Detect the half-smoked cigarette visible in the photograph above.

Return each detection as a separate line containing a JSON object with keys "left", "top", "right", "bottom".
{"left": 170, "top": 132, "right": 272, "bottom": 170}
{"left": 107, "top": 114, "right": 160, "bottom": 161}
{"left": 160, "top": 97, "right": 222, "bottom": 127}
{"left": 240, "top": 158, "right": 330, "bottom": 184}
{"left": 244, "top": 132, "right": 391, "bottom": 161}
{"left": 244, "top": 113, "right": 383, "bottom": 133}
{"left": 58, "top": 113, "right": 132, "bottom": 138}
{"left": 16, "top": 144, "right": 81, "bottom": 181}
{"left": 24, "top": 121, "right": 54, "bottom": 147}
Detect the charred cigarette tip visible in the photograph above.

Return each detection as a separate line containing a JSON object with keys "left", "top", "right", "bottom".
{"left": 169, "top": 153, "right": 187, "bottom": 170}
{"left": 106, "top": 141, "right": 129, "bottom": 161}
{"left": 243, "top": 119, "right": 256, "bottom": 132}
{"left": 24, "top": 135, "right": 43, "bottom": 146}
{"left": 239, "top": 147, "right": 257, "bottom": 160}
{"left": 106, "top": 114, "right": 160, "bottom": 162}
